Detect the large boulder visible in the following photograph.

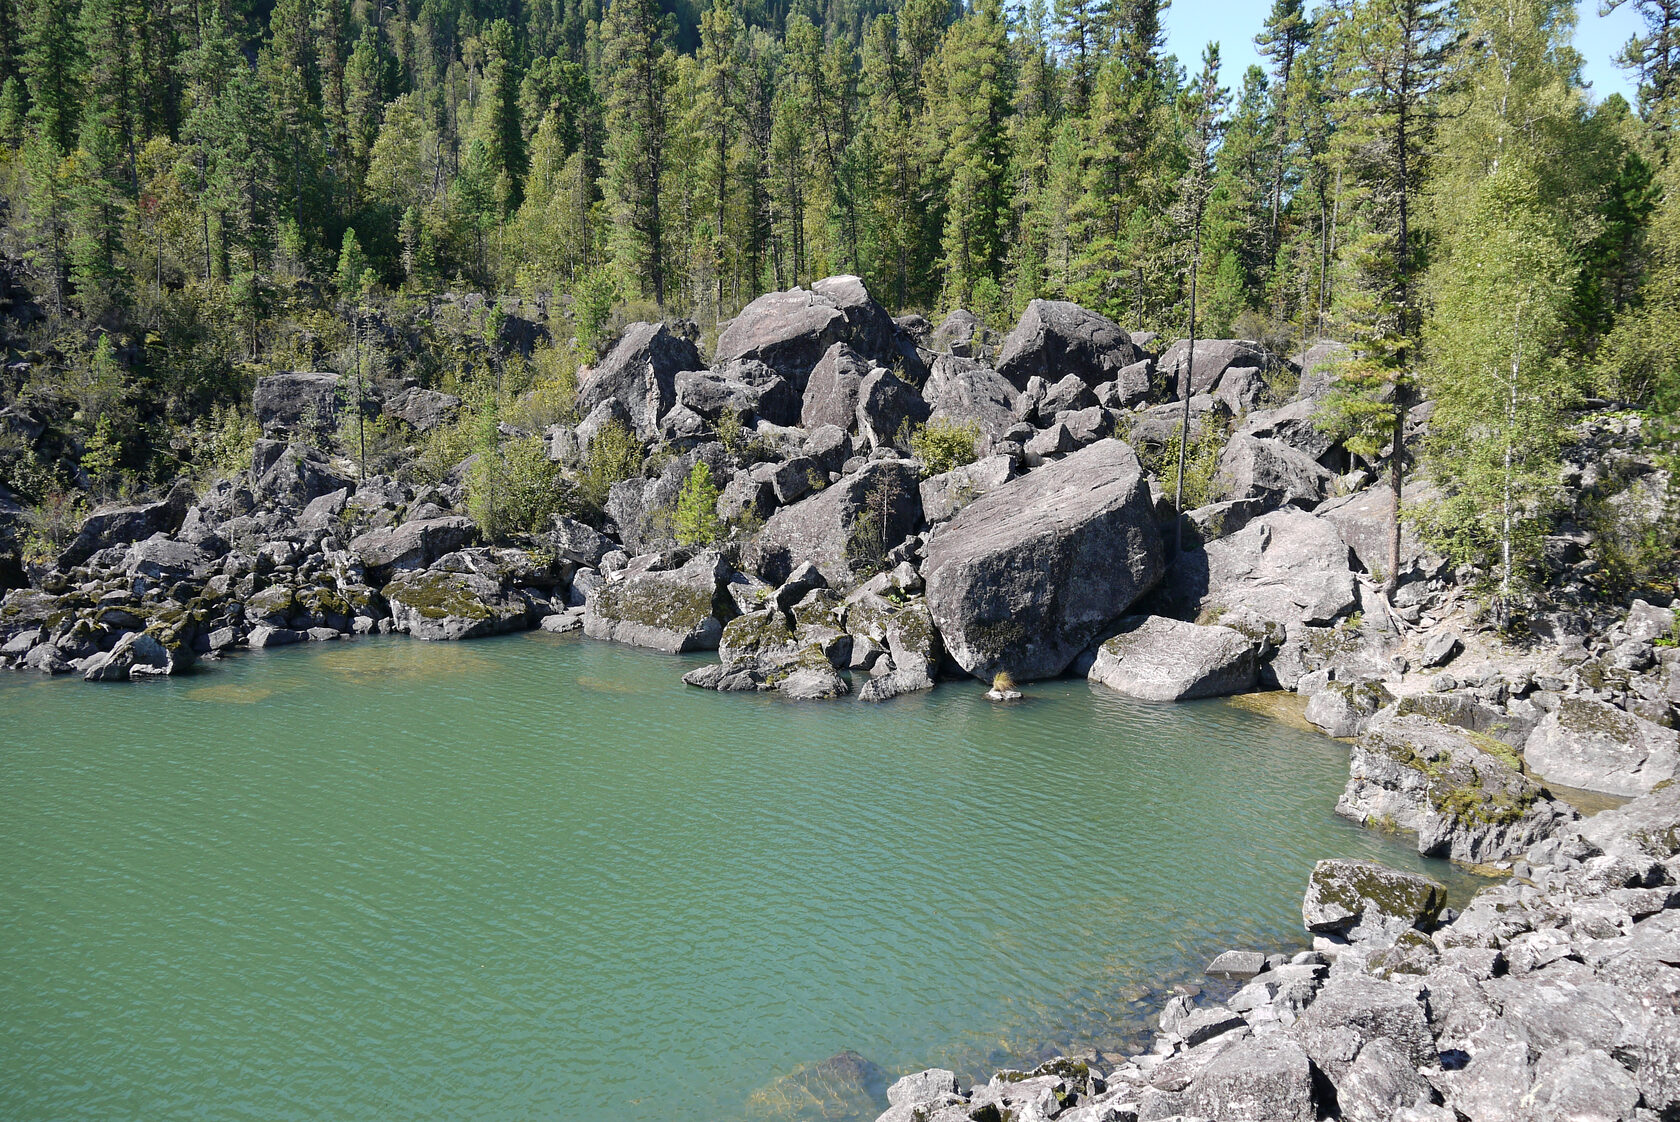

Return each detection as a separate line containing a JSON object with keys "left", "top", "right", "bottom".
{"left": 1172, "top": 1035, "right": 1317, "bottom": 1122}
{"left": 757, "top": 460, "right": 923, "bottom": 587}
{"left": 716, "top": 276, "right": 898, "bottom": 387}
{"left": 923, "top": 439, "right": 1163, "bottom": 681}
{"left": 579, "top": 322, "right": 702, "bottom": 439}
{"left": 919, "top": 455, "right": 1015, "bottom": 524}
{"left": 800, "top": 343, "right": 873, "bottom": 431}
{"left": 249, "top": 440, "right": 354, "bottom": 511}
{"left": 1214, "top": 434, "right": 1334, "bottom": 509}
{"left": 1158, "top": 508, "right": 1358, "bottom": 629}
{"left": 1290, "top": 973, "right": 1436, "bottom": 1085}
{"left": 855, "top": 368, "right": 930, "bottom": 453}
{"left": 583, "top": 550, "right": 737, "bottom": 652}
{"left": 1088, "top": 615, "right": 1259, "bottom": 701}
{"left": 254, "top": 371, "right": 341, "bottom": 437}
{"left": 121, "top": 535, "right": 210, "bottom": 582}
{"left": 920, "top": 354, "right": 1018, "bottom": 448}
{"left": 384, "top": 568, "right": 530, "bottom": 641}
{"left": 1524, "top": 696, "right": 1680, "bottom": 797}
{"left": 1127, "top": 394, "right": 1232, "bottom": 448}
{"left": 82, "top": 630, "right": 188, "bottom": 681}
{"left": 1315, "top": 483, "right": 1438, "bottom": 580}
{"left": 384, "top": 386, "right": 462, "bottom": 433}
{"left": 1338, "top": 708, "right": 1576, "bottom": 864}
{"left": 1236, "top": 398, "right": 1337, "bottom": 461}
{"left": 1159, "top": 339, "right": 1271, "bottom": 398}
{"left": 56, "top": 481, "right": 193, "bottom": 569}
{"left": 350, "top": 515, "right": 475, "bottom": 574}
{"left": 1301, "top": 858, "right": 1446, "bottom": 947}
{"left": 677, "top": 360, "right": 799, "bottom": 428}
{"left": 995, "top": 299, "right": 1146, "bottom": 390}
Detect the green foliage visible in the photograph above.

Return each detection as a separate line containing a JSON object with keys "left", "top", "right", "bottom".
{"left": 583, "top": 419, "right": 645, "bottom": 509}
{"left": 571, "top": 268, "right": 621, "bottom": 356}
{"left": 672, "top": 461, "right": 724, "bottom": 546}
{"left": 1139, "top": 423, "right": 1227, "bottom": 512}
{"left": 909, "top": 417, "right": 981, "bottom": 475}
{"left": 21, "top": 489, "right": 88, "bottom": 564}
{"left": 80, "top": 415, "right": 124, "bottom": 497}
{"left": 468, "top": 434, "right": 573, "bottom": 540}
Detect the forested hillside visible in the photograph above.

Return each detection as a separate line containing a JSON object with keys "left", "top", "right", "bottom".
{"left": 0, "top": 0, "right": 1674, "bottom": 596}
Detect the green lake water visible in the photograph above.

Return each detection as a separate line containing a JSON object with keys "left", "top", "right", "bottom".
{"left": 1, "top": 632, "right": 1474, "bottom": 1121}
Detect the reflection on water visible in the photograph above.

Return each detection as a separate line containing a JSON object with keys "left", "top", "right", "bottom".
{"left": 0, "top": 633, "right": 1478, "bottom": 1122}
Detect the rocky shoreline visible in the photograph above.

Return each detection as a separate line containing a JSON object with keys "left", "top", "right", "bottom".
{"left": 2, "top": 275, "right": 1676, "bottom": 1121}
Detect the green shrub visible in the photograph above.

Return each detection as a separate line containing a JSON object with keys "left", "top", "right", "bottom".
{"left": 571, "top": 268, "right": 620, "bottom": 357}
{"left": 467, "top": 433, "right": 574, "bottom": 539}
{"left": 583, "top": 419, "right": 644, "bottom": 509}
{"left": 672, "top": 461, "right": 723, "bottom": 546}
{"left": 1140, "top": 422, "right": 1227, "bottom": 511}
{"left": 909, "top": 417, "right": 981, "bottom": 475}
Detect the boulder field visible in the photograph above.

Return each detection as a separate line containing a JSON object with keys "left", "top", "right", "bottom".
{"left": 4, "top": 274, "right": 1677, "bottom": 1121}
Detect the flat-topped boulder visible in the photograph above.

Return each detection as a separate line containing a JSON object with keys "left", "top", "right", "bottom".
{"left": 919, "top": 455, "right": 1015, "bottom": 524}
{"left": 1339, "top": 708, "right": 1576, "bottom": 864}
{"left": 350, "top": 515, "right": 474, "bottom": 573}
{"left": 1524, "top": 695, "right": 1679, "bottom": 797}
{"left": 579, "top": 322, "right": 702, "bottom": 439}
{"left": 254, "top": 371, "right": 341, "bottom": 437}
{"left": 1088, "top": 614, "right": 1259, "bottom": 701}
{"left": 583, "top": 550, "right": 736, "bottom": 653}
{"left": 994, "top": 299, "right": 1146, "bottom": 390}
{"left": 923, "top": 438, "right": 1163, "bottom": 681}
{"left": 385, "top": 568, "right": 530, "bottom": 641}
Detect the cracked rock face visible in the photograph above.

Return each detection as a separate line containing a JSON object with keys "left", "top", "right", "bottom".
{"left": 923, "top": 439, "right": 1163, "bottom": 683}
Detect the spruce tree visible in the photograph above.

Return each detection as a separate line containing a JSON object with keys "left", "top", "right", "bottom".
{"left": 602, "top": 0, "right": 675, "bottom": 304}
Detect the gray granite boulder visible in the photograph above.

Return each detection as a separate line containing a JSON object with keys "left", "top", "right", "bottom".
{"left": 995, "top": 299, "right": 1146, "bottom": 390}
{"left": 1338, "top": 709, "right": 1576, "bottom": 864}
{"left": 384, "top": 386, "right": 461, "bottom": 433}
{"left": 1159, "top": 509, "right": 1357, "bottom": 630}
{"left": 82, "top": 630, "right": 185, "bottom": 680}
{"left": 757, "top": 459, "right": 923, "bottom": 587}
{"left": 919, "top": 455, "right": 1015, "bottom": 524}
{"left": 1291, "top": 973, "right": 1436, "bottom": 1083}
{"left": 923, "top": 439, "right": 1163, "bottom": 681}
{"left": 676, "top": 362, "right": 799, "bottom": 428}
{"left": 1088, "top": 615, "right": 1259, "bottom": 701}
{"left": 385, "top": 568, "right": 531, "bottom": 640}
{"left": 579, "top": 322, "right": 702, "bottom": 439}
{"left": 1524, "top": 695, "right": 1680, "bottom": 797}
{"left": 1127, "top": 394, "right": 1231, "bottom": 448}
{"left": 1236, "top": 398, "right": 1337, "bottom": 461}
{"left": 249, "top": 440, "right": 353, "bottom": 511}
{"left": 1215, "top": 434, "right": 1334, "bottom": 509}
{"left": 120, "top": 534, "right": 210, "bottom": 582}
{"left": 1304, "top": 678, "right": 1396, "bottom": 738}
{"left": 921, "top": 354, "right": 1018, "bottom": 448}
{"left": 1159, "top": 339, "right": 1271, "bottom": 397}
{"left": 254, "top": 371, "right": 341, "bottom": 437}
{"left": 57, "top": 481, "right": 193, "bottom": 569}
{"left": 855, "top": 368, "right": 930, "bottom": 454}
{"left": 800, "top": 342, "right": 873, "bottom": 431}
{"left": 1315, "top": 482, "right": 1438, "bottom": 580}
{"left": 1172, "top": 1035, "right": 1317, "bottom": 1122}
{"left": 350, "top": 515, "right": 474, "bottom": 574}
{"left": 583, "top": 550, "right": 736, "bottom": 653}
{"left": 1302, "top": 858, "right": 1446, "bottom": 946}
{"left": 716, "top": 276, "right": 897, "bottom": 387}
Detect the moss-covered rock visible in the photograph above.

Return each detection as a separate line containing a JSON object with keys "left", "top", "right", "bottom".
{"left": 385, "top": 568, "right": 528, "bottom": 641}
{"left": 1302, "top": 858, "right": 1445, "bottom": 947}
{"left": 584, "top": 550, "right": 735, "bottom": 654}
{"left": 1339, "top": 708, "right": 1577, "bottom": 865}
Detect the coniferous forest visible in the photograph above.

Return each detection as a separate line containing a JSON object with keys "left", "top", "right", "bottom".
{"left": 0, "top": 0, "right": 1675, "bottom": 594}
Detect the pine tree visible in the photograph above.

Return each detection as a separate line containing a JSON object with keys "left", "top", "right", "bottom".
{"left": 602, "top": 0, "right": 675, "bottom": 304}
{"left": 1318, "top": 0, "right": 1453, "bottom": 596}
{"left": 19, "top": 0, "right": 83, "bottom": 151}
{"left": 926, "top": 0, "right": 1013, "bottom": 309}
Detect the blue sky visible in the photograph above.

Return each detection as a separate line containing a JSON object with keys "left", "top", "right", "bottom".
{"left": 1161, "top": 0, "right": 1644, "bottom": 107}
